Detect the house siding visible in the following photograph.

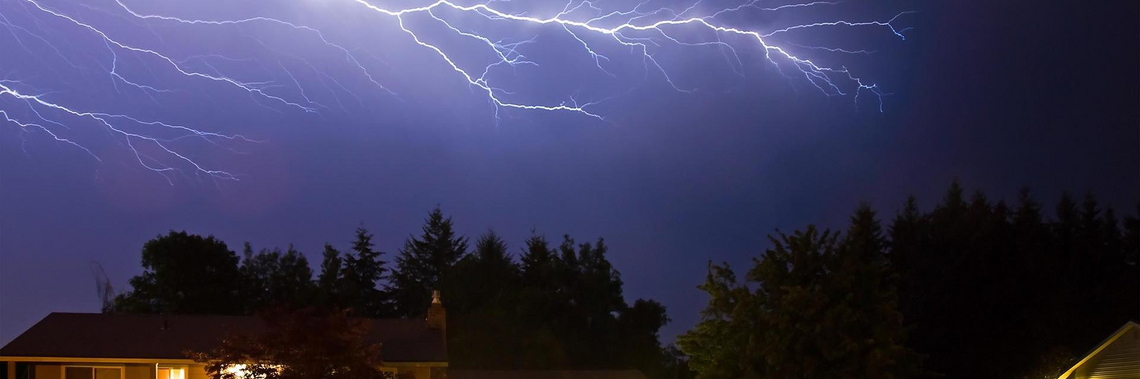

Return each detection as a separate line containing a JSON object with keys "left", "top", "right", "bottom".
{"left": 32, "top": 365, "right": 58, "bottom": 379}
{"left": 10, "top": 362, "right": 437, "bottom": 379}
{"left": 1072, "top": 326, "right": 1140, "bottom": 379}
{"left": 125, "top": 364, "right": 153, "bottom": 379}
{"left": 185, "top": 365, "right": 208, "bottom": 379}
{"left": 399, "top": 366, "right": 431, "bottom": 379}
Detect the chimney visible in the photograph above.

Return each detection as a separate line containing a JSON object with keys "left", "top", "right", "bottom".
{"left": 426, "top": 290, "right": 446, "bottom": 331}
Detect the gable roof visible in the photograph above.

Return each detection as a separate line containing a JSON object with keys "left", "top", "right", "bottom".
{"left": 449, "top": 370, "right": 647, "bottom": 379}
{"left": 0, "top": 313, "right": 446, "bottom": 363}
{"left": 1057, "top": 321, "right": 1140, "bottom": 379}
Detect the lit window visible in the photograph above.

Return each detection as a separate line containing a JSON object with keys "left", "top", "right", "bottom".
{"left": 158, "top": 367, "right": 186, "bottom": 379}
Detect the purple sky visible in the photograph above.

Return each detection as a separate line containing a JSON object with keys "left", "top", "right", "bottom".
{"left": 1, "top": 0, "right": 1137, "bottom": 345}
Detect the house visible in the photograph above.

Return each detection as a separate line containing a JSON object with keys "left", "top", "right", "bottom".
{"left": 0, "top": 295, "right": 448, "bottom": 379}
{"left": 1056, "top": 321, "right": 1140, "bottom": 379}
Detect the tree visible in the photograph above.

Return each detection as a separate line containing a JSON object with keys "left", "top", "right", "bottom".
{"left": 617, "top": 299, "right": 674, "bottom": 378}
{"left": 188, "top": 307, "right": 391, "bottom": 379}
{"left": 241, "top": 243, "right": 316, "bottom": 311}
{"left": 340, "top": 227, "right": 391, "bottom": 316}
{"left": 675, "top": 262, "right": 761, "bottom": 379}
{"left": 678, "top": 220, "right": 921, "bottom": 379}
{"left": 390, "top": 207, "right": 468, "bottom": 318}
{"left": 446, "top": 230, "right": 518, "bottom": 314}
{"left": 112, "top": 231, "right": 245, "bottom": 314}
{"left": 514, "top": 233, "right": 567, "bottom": 368}
{"left": 318, "top": 244, "right": 344, "bottom": 306}
{"left": 883, "top": 183, "right": 1139, "bottom": 379}
{"left": 110, "top": 217, "right": 683, "bottom": 378}
{"left": 445, "top": 230, "right": 524, "bottom": 368}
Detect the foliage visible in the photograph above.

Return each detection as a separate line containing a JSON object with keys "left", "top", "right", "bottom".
{"left": 391, "top": 207, "right": 469, "bottom": 318}
{"left": 341, "top": 228, "right": 392, "bottom": 316}
{"left": 241, "top": 243, "right": 316, "bottom": 311}
{"left": 112, "top": 231, "right": 245, "bottom": 314}
{"left": 188, "top": 307, "right": 390, "bottom": 379}
{"left": 112, "top": 208, "right": 685, "bottom": 378}
{"left": 444, "top": 231, "right": 684, "bottom": 377}
{"left": 677, "top": 209, "right": 922, "bottom": 379}
{"left": 678, "top": 184, "right": 1138, "bottom": 379}
{"left": 109, "top": 185, "right": 1137, "bottom": 379}
{"left": 888, "top": 184, "right": 1139, "bottom": 378}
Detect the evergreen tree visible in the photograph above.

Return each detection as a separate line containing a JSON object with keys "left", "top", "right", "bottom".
{"left": 340, "top": 227, "right": 390, "bottom": 316}
{"left": 446, "top": 230, "right": 524, "bottom": 368}
{"left": 883, "top": 184, "right": 1139, "bottom": 379}
{"left": 317, "top": 244, "right": 343, "bottom": 306}
{"left": 391, "top": 207, "right": 468, "bottom": 318}
{"left": 515, "top": 233, "right": 566, "bottom": 368}
{"left": 521, "top": 233, "right": 556, "bottom": 288}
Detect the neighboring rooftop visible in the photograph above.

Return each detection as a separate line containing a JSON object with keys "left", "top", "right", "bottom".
{"left": 0, "top": 312, "right": 446, "bottom": 363}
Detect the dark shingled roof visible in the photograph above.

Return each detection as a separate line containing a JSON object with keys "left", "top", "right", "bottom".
{"left": 0, "top": 313, "right": 446, "bottom": 363}
{"left": 449, "top": 370, "right": 647, "bottom": 379}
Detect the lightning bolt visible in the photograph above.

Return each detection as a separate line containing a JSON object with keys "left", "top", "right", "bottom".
{"left": 0, "top": 0, "right": 912, "bottom": 184}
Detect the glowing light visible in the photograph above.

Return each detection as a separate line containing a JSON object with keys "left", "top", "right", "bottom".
{"left": 223, "top": 364, "right": 280, "bottom": 379}
{"left": 0, "top": 0, "right": 912, "bottom": 183}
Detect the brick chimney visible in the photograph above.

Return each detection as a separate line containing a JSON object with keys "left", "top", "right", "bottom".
{"left": 426, "top": 290, "right": 446, "bottom": 331}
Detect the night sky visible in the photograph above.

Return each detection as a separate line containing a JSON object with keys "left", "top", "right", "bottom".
{"left": 1, "top": 0, "right": 1137, "bottom": 345}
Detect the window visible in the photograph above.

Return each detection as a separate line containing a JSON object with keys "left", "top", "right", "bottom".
{"left": 62, "top": 367, "right": 122, "bottom": 379}
{"left": 158, "top": 367, "right": 186, "bottom": 379}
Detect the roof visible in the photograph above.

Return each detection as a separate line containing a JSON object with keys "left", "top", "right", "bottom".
{"left": 449, "top": 370, "right": 647, "bottom": 379}
{"left": 0, "top": 312, "right": 446, "bottom": 363}
{"left": 1057, "top": 321, "right": 1140, "bottom": 379}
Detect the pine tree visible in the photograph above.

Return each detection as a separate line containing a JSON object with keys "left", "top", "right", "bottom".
{"left": 391, "top": 207, "right": 468, "bottom": 318}
{"left": 317, "top": 244, "right": 343, "bottom": 306}
{"left": 446, "top": 230, "right": 524, "bottom": 368}
{"left": 341, "top": 227, "right": 389, "bottom": 316}
{"left": 521, "top": 233, "right": 555, "bottom": 288}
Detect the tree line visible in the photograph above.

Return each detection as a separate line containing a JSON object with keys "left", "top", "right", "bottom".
{"left": 676, "top": 182, "right": 1139, "bottom": 379}
{"left": 112, "top": 208, "right": 685, "bottom": 378}
{"left": 111, "top": 182, "right": 1138, "bottom": 379}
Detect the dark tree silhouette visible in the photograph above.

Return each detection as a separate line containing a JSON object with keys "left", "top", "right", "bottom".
{"left": 240, "top": 243, "right": 316, "bottom": 311}
{"left": 888, "top": 183, "right": 1138, "bottom": 379}
{"left": 340, "top": 227, "right": 391, "bottom": 316}
{"left": 112, "top": 231, "right": 245, "bottom": 314}
{"left": 677, "top": 213, "right": 921, "bottom": 379}
{"left": 390, "top": 207, "right": 469, "bottom": 318}
{"left": 188, "top": 307, "right": 390, "bottom": 379}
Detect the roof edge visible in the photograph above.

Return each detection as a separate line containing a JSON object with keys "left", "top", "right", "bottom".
{"left": 1056, "top": 321, "right": 1140, "bottom": 379}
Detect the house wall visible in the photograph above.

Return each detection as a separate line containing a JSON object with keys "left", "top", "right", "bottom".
{"left": 186, "top": 364, "right": 208, "bottom": 379}
{"left": 32, "top": 365, "right": 58, "bottom": 379}
{"left": 15, "top": 362, "right": 440, "bottom": 379}
{"left": 124, "top": 364, "right": 154, "bottom": 379}
{"left": 399, "top": 366, "right": 431, "bottom": 379}
{"left": 24, "top": 363, "right": 162, "bottom": 379}
{"left": 1072, "top": 326, "right": 1140, "bottom": 379}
